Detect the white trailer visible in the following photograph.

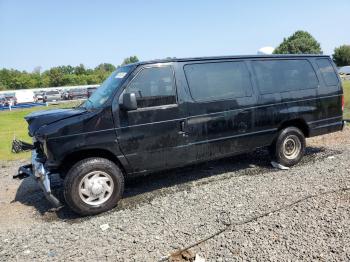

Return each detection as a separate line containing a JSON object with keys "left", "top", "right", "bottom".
{"left": 15, "top": 90, "right": 35, "bottom": 104}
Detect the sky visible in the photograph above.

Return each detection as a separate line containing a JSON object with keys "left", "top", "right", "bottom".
{"left": 0, "top": 0, "right": 349, "bottom": 72}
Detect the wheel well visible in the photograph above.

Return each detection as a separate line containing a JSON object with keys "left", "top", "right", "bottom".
{"left": 59, "top": 149, "right": 125, "bottom": 178}
{"left": 278, "top": 119, "right": 309, "bottom": 137}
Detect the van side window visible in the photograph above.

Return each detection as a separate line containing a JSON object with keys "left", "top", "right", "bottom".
{"left": 315, "top": 58, "right": 339, "bottom": 86}
{"left": 125, "top": 66, "right": 176, "bottom": 108}
{"left": 252, "top": 59, "right": 318, "bottom": 94}
{"left": 184, "top": 61, "right": 252, "bottom": 101}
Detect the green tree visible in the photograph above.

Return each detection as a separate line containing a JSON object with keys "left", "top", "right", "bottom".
{"left": 57, "top": 65, "right": 75, "bottom": 75}
{"left": 40, "top": 74, "right": 51, "bottom": 87}
{"left": 86, "top": 74, "right": 101, "bottom": 85}
{"left": 95, "top": 63, "right": 116, "bottom": 72}
{"left": 333, "top": 45, "right": 350, "bottom": 67}
{"left": 47, "top": 67, "right": 65, "bottom": 86}
{"left": 121, "top": 56, "right": 139, "bottom": 65}
{"left": 0, "top": 69, "right": 11, "bottom": 89}
{"left": 61, "top": 74, "right": 79, "bottom": 86}
{"left": 74, "top": 64, "right": 86, "bottom": 75}
{"left": 0, "top": 59, "right": 137, "bottom": 90}
{"left": 273, "top": 31, "right": 322, "bottom": 54}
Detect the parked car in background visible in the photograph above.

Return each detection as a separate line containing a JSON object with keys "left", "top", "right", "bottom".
{"left": 0, "top": 95, "right": 15, "bottom": 107}
{"left": 61, "top": 90, "right": 69, "bottom": 100}
{"left": 338, "top": 66, "right": 350, "bottom": 80}
{"left": 43, "top": 90, "right": 61, "bottom": 102}
{"left": 338, "top": 66, "right": 350, "bottom": 75}
{"left": 0, "top": 95, "right": 7, "bottom": 107}
{"left": 87, "top": 87, "right": 98, "bottom": 98}
{"left": 66, "top": 88, "right": 87, "bottom": 100}
{"left": 3, "top": 93, "right": 17, "bottom": 106}
{"left": 34, "top": 91, "right": 44, "bottom": 103}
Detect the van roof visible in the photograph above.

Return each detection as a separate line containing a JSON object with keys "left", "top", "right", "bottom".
{"left": 132, "top": 54, "right": 330, "bottom": 66}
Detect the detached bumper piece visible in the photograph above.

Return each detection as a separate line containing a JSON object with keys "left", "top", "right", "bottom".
{"left": 12, "top": 139, "right": 35, "bottom": 153}
{"left": 14, "top": 151, "right": 62, "bottom": 208}
{"left": 13, "top": 164, "right": 32, "bottom": 179}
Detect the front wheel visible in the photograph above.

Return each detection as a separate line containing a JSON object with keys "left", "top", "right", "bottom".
{"left": 270, "top": 127, "right": 305, "bottom": 167}
{"left": 64, "top": 157, "right": 124, "bottom": 216}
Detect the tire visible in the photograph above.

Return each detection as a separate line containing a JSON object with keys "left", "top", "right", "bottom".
{"left": 270, "top": 127, "right": 305, "bottom": 167}
{"left": 63, "top": 157, "right": 124, "bottom": 216}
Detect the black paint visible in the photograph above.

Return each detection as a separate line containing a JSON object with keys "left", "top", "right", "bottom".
{"left": 25, "top": 55, "right": 344, "bottom": 177}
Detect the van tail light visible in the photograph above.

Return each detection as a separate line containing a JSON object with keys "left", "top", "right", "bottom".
{"left": 342, "top": 95, "right": 344, "bottom": 112}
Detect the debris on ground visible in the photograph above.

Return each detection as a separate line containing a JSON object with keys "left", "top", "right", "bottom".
{"left": 271, "top": 161, "right": 290, "bottom": 170}
{"left": 99, "top": 223, "right": 109, "bottom": 231}
{"left": 169, "top": 250, "right": 195, "bottom": 262}
{"left": 194, "top": 254, "right": 205, "bottom": 262}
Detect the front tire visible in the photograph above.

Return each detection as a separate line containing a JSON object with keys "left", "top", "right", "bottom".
{"left": 64, "top": 157, "right": 124, "bottom": 216}
{"left": 270, "top": 127, "right": 305, "bottom": 167}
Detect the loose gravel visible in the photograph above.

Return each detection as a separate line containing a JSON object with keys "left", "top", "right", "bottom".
{"left": 0, "top": 128, "right": 350, "bottom": 261}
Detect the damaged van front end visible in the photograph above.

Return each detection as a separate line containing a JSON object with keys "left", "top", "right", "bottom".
{"left": 13, "top": 108, "right": 89, "bottom": 208}
{"left": 14, "top": 144, "right": 62, "bottom": 207}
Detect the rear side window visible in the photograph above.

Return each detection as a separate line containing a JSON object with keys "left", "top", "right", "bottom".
{"left": 315, "top": 58, "right": 339, "bottom": 86}
{"left": 125, "top": 66, "right": 176, "bottom": 108}
{"left": 184, "top": 61, "right": 252, "bottom": 101}
{"left": 252, "top": 59, "right": 318, "bottom": 94}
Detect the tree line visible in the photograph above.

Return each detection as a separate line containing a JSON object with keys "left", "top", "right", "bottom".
{"left": 0, "top": 56, "right": 139, "bottom": 91}
{"left": 1, "top": 32, "right": 350, "bottom": 91}
{"left": 273, "top": 30, "right": 350, "bottom": 67}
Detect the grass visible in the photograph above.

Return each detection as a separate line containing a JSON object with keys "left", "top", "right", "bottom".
{"left": 0, "top": 82, "right": 350, "bottom": 161}
{"left": 0, "top": 101, "right": 81, "bottom": 161}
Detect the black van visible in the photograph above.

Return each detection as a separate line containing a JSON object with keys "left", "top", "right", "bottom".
{"left": 16, "top": 55, "right": 344, "bottom": 215}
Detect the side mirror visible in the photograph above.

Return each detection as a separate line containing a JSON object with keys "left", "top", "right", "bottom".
{"left": 120, "top": 93, "right": 137, "bottom": 111}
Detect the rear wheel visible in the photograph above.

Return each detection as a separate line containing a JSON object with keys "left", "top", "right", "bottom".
{"left": 270, "top": 127, "right": 305, "bottom": 167}
{"left": 63, "top": 157, "right": 124, "bottom": 216}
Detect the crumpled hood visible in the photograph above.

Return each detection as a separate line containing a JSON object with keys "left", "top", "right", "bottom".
{"left": 25, "top": 108, "right": 87, "bottom": 136}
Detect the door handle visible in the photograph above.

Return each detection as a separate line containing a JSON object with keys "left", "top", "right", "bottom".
{"left": 178, "top": 120, "right": 187, "bottom": 136}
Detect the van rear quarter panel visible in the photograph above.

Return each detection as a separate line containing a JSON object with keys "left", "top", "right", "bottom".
{"left": 178, "top": 56, "right": 343, "bottom": 162}
{"left": 248, "top": 57, "right": 342, "bottom": 139}
{"left": 308, "top": 58, "right": 343, "bottom": 136}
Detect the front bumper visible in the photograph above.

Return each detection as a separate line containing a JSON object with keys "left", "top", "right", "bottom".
{"left": 14, "top": 150, "right": 62, "bottom": 208}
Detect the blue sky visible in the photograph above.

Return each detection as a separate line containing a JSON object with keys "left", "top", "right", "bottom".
{"left": 0, "top": 0, "right": 349, "bottom": 71}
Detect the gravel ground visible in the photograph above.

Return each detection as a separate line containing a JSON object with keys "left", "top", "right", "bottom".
{"left": 0, "top": 128, "right": 350, "bottom": 261}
